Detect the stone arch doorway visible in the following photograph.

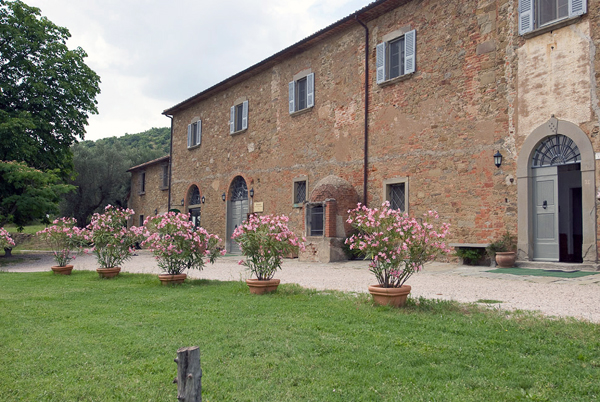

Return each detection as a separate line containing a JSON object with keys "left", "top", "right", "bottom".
{"left": 517, "top": 117, "right": 596, "bottom": 263}
{"left": 186, "top": 185, "right": 202, "bottom": 229}
{"left": 226, "top": 176, "right": 248, "bottom": 254}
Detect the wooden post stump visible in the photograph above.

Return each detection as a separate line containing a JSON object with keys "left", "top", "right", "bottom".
{"left": 174, "top": 346, "right": 202, "bottom": 402}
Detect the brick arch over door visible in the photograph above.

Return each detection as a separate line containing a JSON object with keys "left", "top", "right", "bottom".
{"left": 516, "top": 118, "right": 596, "bottom": 263}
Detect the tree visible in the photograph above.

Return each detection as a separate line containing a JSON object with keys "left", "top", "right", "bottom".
{"left": 0, "top": 0, "right": 101, "bottom": 178}
{"left": 0, "top": 160, "right": 74, "bottom": 230}
{"left": 60, "top": 127, "right": 170, "bottom": 226}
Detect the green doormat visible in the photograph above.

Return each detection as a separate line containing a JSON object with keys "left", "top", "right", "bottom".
{"left": 487, "top": 267, "right": 600, "bottom": 278}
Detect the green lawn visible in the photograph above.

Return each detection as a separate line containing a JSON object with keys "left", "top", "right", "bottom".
{"left": 1, "top": 271, "right": 599, "bottom": 401}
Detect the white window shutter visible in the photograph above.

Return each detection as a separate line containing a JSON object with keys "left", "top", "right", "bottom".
{"left": 518, "top": 0, "right": 534, "bottom": 35}
{"left": 196, "top": 120, "right": 202, "bottom": 145}
{"left": 404, "top": 30, "right": 416, "bottom": 75}
{"left": 229, "top": 106, "right": 235, "bottom": 134}
{"left": 288, "top": 81, "right": 295, "bottom": 114}
{"left": 242, "top": 100, "right": 248, "bottom": 130}
{"left": 569, "top": 0, "right": 586, "bottom": 16}
{"left": 187, "top": 124, "right": 192, "bottom": 148}
{"left": 376, "top": 42, "right": 386, "bottom": 84}
{"left": 306, "top": 73, "right": 314, "bottom": 108}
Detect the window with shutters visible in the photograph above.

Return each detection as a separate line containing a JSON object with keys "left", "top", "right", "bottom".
{"left": 139, "top": 171, "right": 146, "bottom": 195}
{"left": 160, "top": 164, "right": 169, "bottom": 190}
{"left": 187, "top": 120, "right": 202, "bottom": 149}
{"left": 229, "top": 100, "right": 248, "bottom": 134}
{"left": 289, "top": 72, "right": 314, "bottom": 114}
{"left": 383, "top": 177, "right": 409, "bottom": 213}
{"left": 519, "top": 0, "right": 586, "bottom": 35}
{"left": 376, "top": 30, "right": 416, "bottom": 85}
{"left": 292, "top": 177, "right": 308, "bottom": 207}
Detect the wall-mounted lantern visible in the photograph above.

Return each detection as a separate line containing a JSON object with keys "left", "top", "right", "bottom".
{"left": 222, "top": 192, "right": 226, "bottom": 202}
{"left": 201, "top": 196, "right": 205, "bottom": 204}
{"left": 249, "top": 188, "right": 254, "bottom": 198}
{"left": 154, "top": 209, "right": 158, "bottom": 215}
{"left": 494, "top": 151, "right": 503, "bottom": 168}
{"left": 180, "top": 199, "right": 185, "bottom": 206}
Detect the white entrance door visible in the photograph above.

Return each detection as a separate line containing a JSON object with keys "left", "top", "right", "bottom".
{"left": 226, "top": 176, "right": 249, "bottom": 254}
{"left": 533, "top": 166, "right": 559, "bottom": 261}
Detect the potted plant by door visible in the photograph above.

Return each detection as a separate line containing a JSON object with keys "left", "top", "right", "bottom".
{"left": 486, "top": 231, "right": 517, "bottom": 268}
{"left": 0, "top": 227, "right": 16, "bottom": 257}
{"left": 346, "top": 202, "right": 451, "bottom": 307}
{"left": 232, "top": 214, "right": 304, "bottom": 294}
{"left": 82, "top": 205, "right": 140, "bottom": 278}
{"left": 37, "top": 217, "right": 83, "bottom": 275}
{"left": 142, "top": 212, "right": 225, "bottom": 285}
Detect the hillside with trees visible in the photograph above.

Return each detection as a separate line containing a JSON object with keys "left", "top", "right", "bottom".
{"left": 61, "top": 127, "right": 170, "bottom": 226}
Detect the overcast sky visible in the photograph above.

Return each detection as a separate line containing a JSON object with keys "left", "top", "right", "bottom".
{"left": 25, "top": 0, "right": 369, "bottom": 141}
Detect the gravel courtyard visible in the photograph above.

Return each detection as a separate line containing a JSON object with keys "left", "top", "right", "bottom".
{"left": 4, "top": 250, "right": 600, "bottom": 323}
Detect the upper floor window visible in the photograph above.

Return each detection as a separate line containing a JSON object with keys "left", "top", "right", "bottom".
{"left": 187, "top": 120, "right": 201, "bottom": 148}
{"left": 289, "top": 73, "right": 314, "bottom": 114}
{"left": 293, "top": 177, "right": 307, "bottom": 206}
{"left": 376, "top": 30, "right": 416, "bottom": 84}
{"left": 519, "top": 0, "right": 586, "bottom": 35}
{"left": 383, "top": 177, "right": 408, "bottom": 213}
{"left": 229, "top": 100, "right": 248, "bottom": 134}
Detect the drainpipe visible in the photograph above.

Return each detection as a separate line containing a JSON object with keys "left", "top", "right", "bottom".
{"left": 356, "top": 16, "right": 369, "bottom": 207}
{"left": 165, "top": 114, "right": 174, "bottom": 211}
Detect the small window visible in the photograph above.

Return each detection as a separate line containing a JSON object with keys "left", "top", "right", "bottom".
{"left": 230, "top": 100, "right": 248, "bottom": 134}
{"left": 161, "top": 164, "right": 169, "bottom": 189}
{"left": 139, "top": 172, "right": 146, "bottom": 194}
{"left": 187, "top": 120, "right": 202, "bottom": 148}
{"left": 293, "top": 178, "right": 307, "bottom": 206}
{"left": 519, "top": 0, "right": 586, "bottom": 35}
{"left": 306, "top": 203, "right": 324, "bottom": 237}
{"left": 376, "top": 30, "right": 416, "bottom": 84}
{"left": 289, "top": 73, "right": 314, "bottom": 114}
{"left": 139, "top": 215, "right": 144, "bottom": 227}
{"left": 383, "top": 177, "right": 409, "bottom": 213}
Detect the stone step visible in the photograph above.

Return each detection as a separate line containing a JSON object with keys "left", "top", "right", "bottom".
{"left": 516, "top": 260, "right": 599, "bottom": 272}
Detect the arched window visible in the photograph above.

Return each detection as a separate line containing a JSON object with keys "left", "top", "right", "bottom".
{"left": 531, "top": 134, "right": 581, "bottom": 168}
{"left": 230, "top": 176, "right": 248, "bottom": 201}
{"left": 188, "top": 185, "right": 201, "bottom": 205}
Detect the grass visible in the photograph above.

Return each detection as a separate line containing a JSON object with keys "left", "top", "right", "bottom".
{"left": 3, "top": 222, "right": 47, "bottom": 235}
{"left": 488, "top": 267, "right": 600, "bottom": 278}
{"left": 1, "top": 271, "right": 599, "bottom": 401}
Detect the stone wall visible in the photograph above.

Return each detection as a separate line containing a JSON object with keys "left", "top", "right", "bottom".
{"left": 128, "top": 161, "right": 169, "bottom": 226}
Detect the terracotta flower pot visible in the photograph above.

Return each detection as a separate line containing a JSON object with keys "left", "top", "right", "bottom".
{"left": 158, "top": 273, "right": 187, "bottom": 285}
{"left": 495, "top": 251, "right": 517, "bottom": 268}
{"left": 51, "top": 265, "right": 73, "bottom": 275}
{"left": 368, "top": 284, "right": 412, "bottom": 307}
{"left": 96, "top": 267, "right": 121, "bottom": 278}
{"left": 246, "top": 278, "right": 281, "bottom": 295}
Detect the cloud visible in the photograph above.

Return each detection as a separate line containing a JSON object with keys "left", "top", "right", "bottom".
{"left": 25, "top": 0, "right": 368, "bottom": 140}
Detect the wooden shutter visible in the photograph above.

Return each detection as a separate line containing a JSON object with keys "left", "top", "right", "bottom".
{"left": 288, "top": 81, "right": 295, "bottom": 114}
{"left": 187, "top": 124, "right": 192, "bottom": 148}
{"left": 242, "top": 100, "right": 248, "bottom": 130}
{"left": 196, "top": 120, "right": 202, "bottom": 145}
{"left": 569, "top": 0, "right": 586, "bottom": 16}
{"left": 229, "top": 106, "right": 235, "bottom": 134}
{"left": 519, "top": 0, "right": 534, "bottom": 35}
{"left": 404, "top": 30, "right": 416, "bottom": 74}
{"left": 306, "top": 73, "right": 314, "bottom": 108}
{"left": 376, "top": 42, "right": 386, "bottom": 84}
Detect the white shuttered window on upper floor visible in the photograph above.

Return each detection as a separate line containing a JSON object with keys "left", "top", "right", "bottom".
{"left": 376, "top": 29, "right": 416, "bottom": 85}
{"left": 187, "top": 120, "right": 202, "bottom": 148}
{"left": 519, "top": 0, "right": 586, "bottom": 35}
{"left": 289, "top": 73, "right": 314, "bottom": 114}
{"left": 229, "top": 100, "right": 248, "bottom": 134}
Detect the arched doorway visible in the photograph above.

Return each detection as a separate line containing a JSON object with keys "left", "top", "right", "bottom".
{"left": 187, "top": 185, "right": 202, "bottom": 228}
{"left": 517, "top": 117, "right": 596, "bottom": 263}
{"left": 226, "top": 176, "right": 248, "bottom": 254}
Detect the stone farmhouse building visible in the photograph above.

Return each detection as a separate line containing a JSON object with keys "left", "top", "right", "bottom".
{"left": 129, "top": 0, "right": 600, "bottom": 266}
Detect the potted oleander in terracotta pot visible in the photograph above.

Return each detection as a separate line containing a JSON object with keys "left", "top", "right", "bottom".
{"left": 232, "top": 214, "right": 304, "bottom": 294}
{"left": 82, "top": 205, "right": 140, "bottom": 278}
{"left": 486, "top": 231, "right": 517, "bottom": 268}
{"left": 141, "top": 212, "right": 225, "bottom": 285}
{"left": 37, "top": 217, "right": 83, "bottom": 275}
{"left": 346, "top": 202, "right": 451, "bottom": 307}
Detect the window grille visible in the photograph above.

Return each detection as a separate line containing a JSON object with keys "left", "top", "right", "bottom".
{"left": 230, "top": 176, "right": 248, "bottom": 201}
{"left": 389, "top": 183, "right": 406, "bottom": 212}
{"left": 189, "top": 186, "right": 201, "bottom": 205}
{"left": 532, "top": 135, "right": 581, "bottom": 168}
{"left": 294, "top": 180, "right": 306, "bottom": 204}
